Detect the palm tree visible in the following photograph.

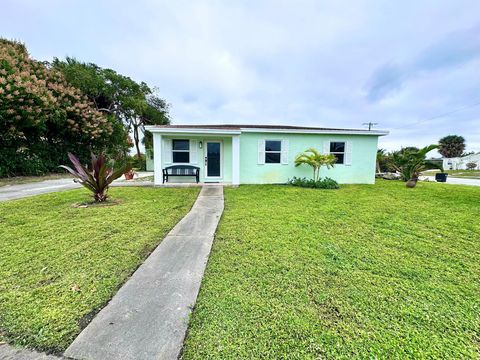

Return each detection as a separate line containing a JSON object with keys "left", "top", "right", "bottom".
{"left": 438, "top": 135, "right": 465, "bottom": 158}
{"left": 294, "top": 148, "right": 336, "bottom": 181}
{"left": 389, "top": 144, "right": 442, "bottom": 188}
{"left": 376, "top": 148, "right": 387, "bottom": 173}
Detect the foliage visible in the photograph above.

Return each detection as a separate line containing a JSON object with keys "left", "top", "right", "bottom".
{"left": 0, "top": 39, "right": 128, "bottom": 176}
{"left": 389, "top": 145, "right": 442, "bottom": 184}
{"left": 60, "top": 153, "right": 129, "bottom": 202}
{"left": 288, "top": 176, "right": 339, "bottom": 189}
{"left": 0, "top": 187, "right": 200, "bottom": 352}
{"left": 438, "top": 135, "right": 465, "bottom": 158}
{"left": 52, "top": 58, "right": 170, "bottom": 159}
{"left": 466, "top": 162, "right": 477, "bottom": 170}
{"left": 294, "top": 148, "right": 336, "bottom": 181}
{"left": 376, "top": 148, "right": 390, "bottom": 172}
{"left": 183, "top": 182, "right": 480, "bottom": 359}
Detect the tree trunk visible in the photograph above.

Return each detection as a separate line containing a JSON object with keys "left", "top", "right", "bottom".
{"left": 406, "top": 178, "right": 418, "bottom": 188}
{"left": 132, "top": 123, "right": 141, "bottom": 161}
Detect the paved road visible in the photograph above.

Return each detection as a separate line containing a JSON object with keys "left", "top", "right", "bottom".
{"left": 422, "top": 176, "right": 480, "bottom": 187}
{"left": 0, "top": 172, "right": 154, "bottom": 202}
{"left": 65, "top": 186, "right": 224, "bottom": 360}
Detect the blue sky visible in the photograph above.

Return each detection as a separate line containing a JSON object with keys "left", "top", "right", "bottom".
{"left": 2, "top": 0, "right": 480, "bottom": 152}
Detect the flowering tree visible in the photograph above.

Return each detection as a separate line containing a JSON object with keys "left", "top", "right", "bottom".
{"left": 0, "top": 39, "right": 127, "bottom": 176}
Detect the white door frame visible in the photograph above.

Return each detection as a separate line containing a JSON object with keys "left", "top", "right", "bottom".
{"left": 204, "top": 140, "right": 223, "bottom": 181}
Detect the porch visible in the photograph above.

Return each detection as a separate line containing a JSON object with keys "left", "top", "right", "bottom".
{"left": 146, "top": 127, "right": 241, "bottom": 186}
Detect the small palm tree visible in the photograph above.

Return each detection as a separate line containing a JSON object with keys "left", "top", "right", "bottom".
{"left": 294, "top": 148, "right": 336, "bottom": 181}
{"left": 390, "top": 144, "right": 442, "bottom": 188}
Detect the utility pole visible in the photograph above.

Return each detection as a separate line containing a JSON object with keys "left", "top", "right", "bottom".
{"left": 362, "top": 122, "right": 378, "bottom": 131}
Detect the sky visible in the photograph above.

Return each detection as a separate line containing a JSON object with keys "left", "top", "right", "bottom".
{"left": 2, "top": 0, "right": 480, "bottom": 153}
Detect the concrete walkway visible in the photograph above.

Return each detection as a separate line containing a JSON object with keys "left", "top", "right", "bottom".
{"left": 0, "top": 344, "right": 62, "bottom": 360}
{"left": 64, "top": 186, "right": 224, "bottom": 360}
{"left": 0, "top": 172, "right": 154, "bottom": 202}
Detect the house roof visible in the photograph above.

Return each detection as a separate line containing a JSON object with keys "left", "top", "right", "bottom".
{"left": 145, "top": 124, "right": 389, "bottom": 136}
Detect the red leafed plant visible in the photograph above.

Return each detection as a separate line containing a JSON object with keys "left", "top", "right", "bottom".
{"left": 60, "top": 153, "right": 130, "bottom": 202}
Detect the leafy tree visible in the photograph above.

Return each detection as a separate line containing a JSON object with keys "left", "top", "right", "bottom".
{"left": 438, "top": 135, "right": 465, "bottom": 158}
{"left": 52, "top": 58, "right": 170, "bottom": 163}
{"left": 0, "top": 39, "right": 123, "bottom": 176}
{"left": 466, "top": 162, "right": 477, "bottom": 170}
{"left": 294, "top": 148, "right": 336, "bottom": 181}
{"left": 390, "top": 145, "right": 442, "bottom": 187}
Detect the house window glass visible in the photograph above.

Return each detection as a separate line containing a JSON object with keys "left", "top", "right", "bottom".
{"left": 265, "top": 140, "right": 281, "bottom": 163}
{"left": 172, "top": 139, "right": 190, "bottom": 163}
{"left": 330, "top": 142, "right": 345, "bottom": 164}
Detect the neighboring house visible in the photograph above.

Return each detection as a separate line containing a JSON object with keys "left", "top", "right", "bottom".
{"left": 443, "top": 153, "right": 480, "bottom": 170}
{"left": 144, "top": 124, "right": 389, "bottom": 185}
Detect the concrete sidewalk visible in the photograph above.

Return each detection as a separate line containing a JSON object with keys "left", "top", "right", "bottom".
{"left": 64, "top": 186, "right": 224, "bottom": 360}
{"left": 0, "top": 344, "right": 62, "bottom": 359}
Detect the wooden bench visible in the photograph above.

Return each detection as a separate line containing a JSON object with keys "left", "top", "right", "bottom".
{"left": 163, "top": 165, "right": 200, "bottom": 183}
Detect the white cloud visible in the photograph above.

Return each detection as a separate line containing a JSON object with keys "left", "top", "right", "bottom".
{"left": 2, "top": 0, "right": 480, "bottom": 151}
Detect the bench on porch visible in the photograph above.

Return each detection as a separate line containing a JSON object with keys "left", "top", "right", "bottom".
{"left": 162, "top": 165, "right": 200, "bottom": 183}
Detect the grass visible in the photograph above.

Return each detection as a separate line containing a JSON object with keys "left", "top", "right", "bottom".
{"left": 182, "top": 180, "right": 480, "bottom": 359}
{"left": 0, "top": 173, "right": 68, "bottom": 187}
{"left": 0, "top": 187, "right": 199, "bottom": 353}
{"left": 423, "top": 169, "right": 480, "bottom": 179}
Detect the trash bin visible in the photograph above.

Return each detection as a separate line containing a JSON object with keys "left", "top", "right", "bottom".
{"left": 435, "top": 173, "right": 448, "bottom": 182}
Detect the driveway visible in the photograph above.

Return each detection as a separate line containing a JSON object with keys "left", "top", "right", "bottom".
{"left": 422, "top": 176, "right": 480, "bottom": 187}
{"left": 0, "top": 172, "right": 154, "bottom": 202}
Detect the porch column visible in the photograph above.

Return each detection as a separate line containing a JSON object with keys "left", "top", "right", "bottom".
{"left": 232, "top": 135, "right": 240, "bottom": 185}
{"left": 153, "top": 133, "right": 162, "bottom": 185}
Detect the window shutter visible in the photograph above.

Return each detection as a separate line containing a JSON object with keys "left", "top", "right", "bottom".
{"left": 189, "top": 140, "right": 197, "bottom": 164}
{"left": 164, "top": 139, "right": 172, "bottom": 164}
{"left": 258, "top": 139, "right": 265, "bottom": 164}
{"left": 281, "top": 139, "right": 289, "bottom": 164}
{"left": 323, "top": 141, "right": 330, "bottom": 154}
{"left": 345, "top": 141, "right": 352, "bottom": 165}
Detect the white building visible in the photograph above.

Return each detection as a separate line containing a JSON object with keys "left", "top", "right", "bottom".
{"left": 443, "top": 153, "right": 480, "bottom": 170}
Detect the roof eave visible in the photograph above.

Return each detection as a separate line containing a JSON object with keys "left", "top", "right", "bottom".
{"left": 144, "top": 126, "right": 389, "bottom": 136}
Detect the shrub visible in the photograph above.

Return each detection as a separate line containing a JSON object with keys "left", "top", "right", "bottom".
{"left": 131, "top": 153, "right": 146, "bottom": 171}
{"left": 288, "top": 177, "right": 339, "bottom": 189}
{"left": 60, "top": 153, "right": 130, "bottom": 202}
{"left": 466, "top": 162, "right": 477, "bottom": 170}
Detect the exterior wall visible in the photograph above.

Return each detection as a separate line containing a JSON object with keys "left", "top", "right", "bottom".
{"left": 443, "top": 153, "right": 480, "bottom": 170}
{"left": 146, "top": 149, "right": 154, "bottom": 171}
{"left": 159, "top": 135, "right": 232, "bottom": 183}
{"left": 239, "top": 132, "right": 378, "bottom": 184}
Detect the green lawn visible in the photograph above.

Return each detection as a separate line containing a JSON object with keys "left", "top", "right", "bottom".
{"left": 423, "top": 169, "right": 480, "bottom": 179}
{"left": 183, "top": 181, "right": 480, "bottom": 359}
{"left": 0, "top": 173, "right": 68, "bottom": 187}
{"left": 0, "top": 187, "right": 199, "bottom": 353}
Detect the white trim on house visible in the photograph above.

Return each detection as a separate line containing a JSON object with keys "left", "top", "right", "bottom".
{"left": 204, "top": 140, "right": 223, "bottom": 181}
{"left": 145, "top": 125, "right": 389, "bottom": 137}
{"left": 145, "top": 127, "right": 241, "bottom": 135}
{"left": 232, "top": 135, "right": 240, "bottom": 185}
{"left": 239, "top": 128, "right": 388, "bottom": 136}
{"left": 153, "top": 133, "right": 163, "bottom": 185}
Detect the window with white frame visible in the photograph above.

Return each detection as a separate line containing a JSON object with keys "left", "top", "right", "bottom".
{"left": 265, "top": 140, "right": 282, "bottom": 163}
{"left": 329, "top": 142, "right": 345, "bottom": 164}
{"left": 172, "top": 139, "right": 190, "bottom": 163}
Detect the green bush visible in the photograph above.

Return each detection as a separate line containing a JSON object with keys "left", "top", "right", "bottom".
{"left": 132, "top": 153, "right": 146, "bottom": 171}
{"left": 288, "top": 176, "right": 339, "bottom": 189}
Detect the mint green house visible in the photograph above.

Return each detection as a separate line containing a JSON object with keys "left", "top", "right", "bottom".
{"left": 145, "top": 124, "right": 388, "bottom": 185}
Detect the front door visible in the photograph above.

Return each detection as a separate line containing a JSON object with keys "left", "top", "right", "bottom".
{"left": 205, "top": 141, "right": 221, "bottom": 179}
